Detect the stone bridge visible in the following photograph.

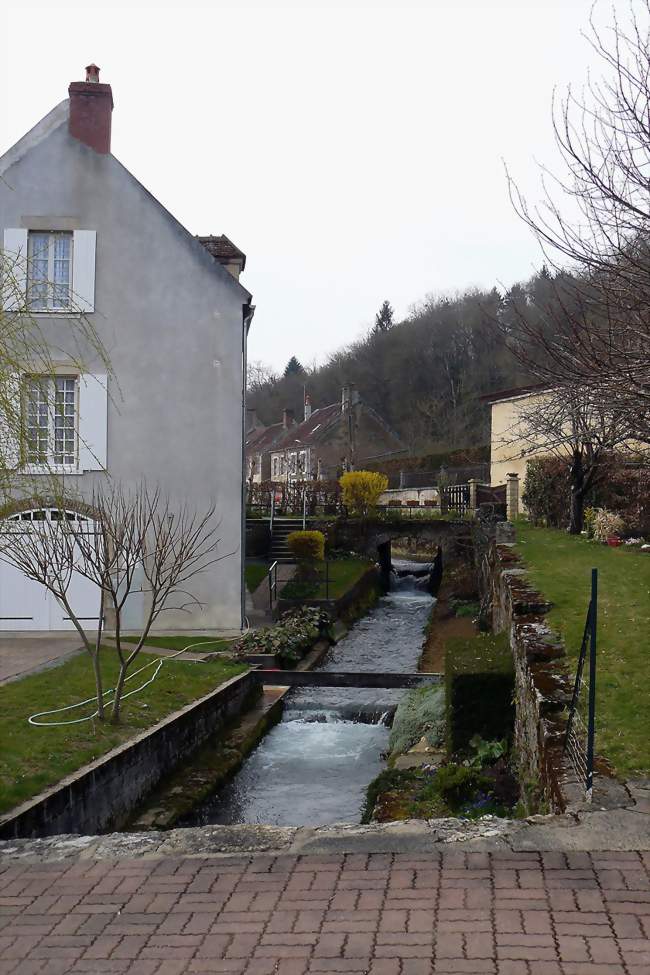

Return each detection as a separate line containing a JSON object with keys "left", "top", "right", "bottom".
{"left": 314, "top": 517, "right": 474, "bottom": 588}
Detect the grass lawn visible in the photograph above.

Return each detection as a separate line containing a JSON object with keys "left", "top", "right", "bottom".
{"left": 0, "top": 650, "right": 247, "bottom": 815}
{"left": 121, "top": 635, "right": 233, "bottom": 653}
{"left": 515, "top": 522, "right": 650, "bottom": 778}
{"left": 317, "top": 558, "right": 373, "bottom": 599}
{"left": 245, "top": 561, "right": 268, "bottom": 593}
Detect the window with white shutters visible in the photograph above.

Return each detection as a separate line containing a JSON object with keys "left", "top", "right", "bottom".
{"left": 28, "top": 232, "right": 73, "bottom": 310}
{"left": 24, "top": 376, "right": 77, "bottom": 468}
{"left": 2, "top": 228, "right": 96, "bottom": 313}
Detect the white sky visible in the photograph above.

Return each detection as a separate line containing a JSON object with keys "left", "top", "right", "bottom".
{"left": 1, "top": 0, "right": 611, "bottom": 371}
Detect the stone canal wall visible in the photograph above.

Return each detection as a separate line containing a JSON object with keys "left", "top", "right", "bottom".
{"left": 0, "top": 672, "right": 260, "bottom": 840}
{"left": 477, "top": 525, "right": 572, "bottom": 812}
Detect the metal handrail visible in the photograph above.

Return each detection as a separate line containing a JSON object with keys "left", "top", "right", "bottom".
{"left": 269, "top": 492, "right": 275, "bottom": 534}
{"left": 268, "top": 559, "right": 279, "bottom": 610}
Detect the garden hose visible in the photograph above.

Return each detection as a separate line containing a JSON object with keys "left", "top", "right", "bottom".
{"left": 27, "top": 637, "right": 235, "bottom": 727}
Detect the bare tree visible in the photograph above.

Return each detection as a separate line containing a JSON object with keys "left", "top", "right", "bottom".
{"left": 506, "top": 2, "right": 650, "bottom": 437}
{"left": 0, "top": 484, "right": 225, "bottom": 723}
{"left": 501, "top": 386, "right": 637, "bottom": 532}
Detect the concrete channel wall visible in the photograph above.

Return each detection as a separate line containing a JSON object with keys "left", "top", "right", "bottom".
{"left": 0, "top": 672, "right": 260, "bottom": 840}
{"left": 276, "top": 565, "right": 382, "bottom": 619}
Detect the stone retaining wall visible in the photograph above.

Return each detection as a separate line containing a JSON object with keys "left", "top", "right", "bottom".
{"left": 0, "top": 672, "right": 259, "bottom": 840}
{"left": 479, "top": 529, "right": 572, "bottom": 812}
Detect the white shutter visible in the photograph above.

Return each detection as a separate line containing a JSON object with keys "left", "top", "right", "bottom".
{"left": 0, "top": 373, "right": 22, "bottom": 469}
{"left": 2, "top": 229, "right": 28, "bottom": 311}
{"left": 72, "top": 230, "right": 96, "bottom": 312}
{"left": 78, "top": 373, "right": 107, "bottom": 471}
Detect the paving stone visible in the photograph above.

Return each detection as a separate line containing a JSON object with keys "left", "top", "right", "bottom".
{"left": 1, "top": 848, "right": 648, "bottom": 974}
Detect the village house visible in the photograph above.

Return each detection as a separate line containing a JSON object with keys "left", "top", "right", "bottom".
{"left": 485, "top": 384, "right": 550, "bottom": 489}
{"left": 246, "top": 385, "right": 405, "bottom": 483}
{"left": 0, "top": 65, "right": 253, "bottom": 634}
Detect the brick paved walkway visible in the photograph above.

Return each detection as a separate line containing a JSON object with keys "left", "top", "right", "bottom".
{"left": 1, "top": 850, "right": 649, "bottom": 974}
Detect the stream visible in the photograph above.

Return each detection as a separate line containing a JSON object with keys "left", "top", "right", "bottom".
{"left": 182, "top": 562, "right": 433, "bottom": 827}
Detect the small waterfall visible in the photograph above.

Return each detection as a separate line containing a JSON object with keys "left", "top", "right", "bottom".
{"left": 181, "top": 565, "right": 433, "bottom": 828}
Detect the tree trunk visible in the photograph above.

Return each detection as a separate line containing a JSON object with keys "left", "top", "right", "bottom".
{"left": 569, "top": 450, "right": 585, "bottom": 534}
{"left": 91, "top": 651, "right": 105, "bottom": 720}
{"left": 110, "top": 663, "right": 129, "bottom": 724}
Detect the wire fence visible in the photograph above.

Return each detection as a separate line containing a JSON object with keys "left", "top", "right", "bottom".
{"left": 564, "top": 568, "right": 598, "bottom": 801}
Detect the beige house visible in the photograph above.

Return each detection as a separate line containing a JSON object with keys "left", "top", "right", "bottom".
{"left": 485, "top": 385, "right": 551, "bottom": 489}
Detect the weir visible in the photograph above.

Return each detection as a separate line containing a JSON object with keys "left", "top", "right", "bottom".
{"left": 179, "top": 561, "right": 434, "bottom": 829}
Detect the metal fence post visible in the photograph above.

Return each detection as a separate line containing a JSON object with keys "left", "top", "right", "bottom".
{"left": 586, "top": 568, "right": 598, "bottom": 800}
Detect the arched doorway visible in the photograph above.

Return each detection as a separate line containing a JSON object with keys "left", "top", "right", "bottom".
{"left": 0, "top": 508, "right": 102, "bottom": 631}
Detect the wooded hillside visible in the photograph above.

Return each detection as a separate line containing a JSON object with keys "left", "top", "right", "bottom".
{"left": 248, "top": 270, "right": 560, "bottom": 458}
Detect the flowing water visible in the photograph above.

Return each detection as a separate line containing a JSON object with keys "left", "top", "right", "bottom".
{"left": 182, "top": 562, "right": 433, "bottom": 827}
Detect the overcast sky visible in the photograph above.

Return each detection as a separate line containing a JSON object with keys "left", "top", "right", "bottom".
{"left": 2, "top": 0, "right": 609, "bottom": 371}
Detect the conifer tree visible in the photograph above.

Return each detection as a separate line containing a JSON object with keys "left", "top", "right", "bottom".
{"left": 374, "top": 300, "right": 394, "bottom": 332}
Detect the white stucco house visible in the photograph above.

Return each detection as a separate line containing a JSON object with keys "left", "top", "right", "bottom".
{"left": 0, "top": 65, "right": 253, "bottom": 635}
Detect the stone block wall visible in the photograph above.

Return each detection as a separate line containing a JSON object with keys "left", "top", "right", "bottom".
{"left": 479, "top": 533, "right": 572, "bottom": 812}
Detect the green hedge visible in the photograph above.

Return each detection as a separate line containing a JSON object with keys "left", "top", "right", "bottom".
{"left": 523, "top": 455, "right": 650, "bottom": 533}
{"left": 445, "top": 632, "right": 514, "bottom": 755}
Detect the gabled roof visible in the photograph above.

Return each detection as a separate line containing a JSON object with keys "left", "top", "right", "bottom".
{"left": 246, "top": 422, "right": 285, "bottom": 452}
{"left": 0, "top": 100, "right": 68, "bottom": 180}
{"left": 274, "top": 404, "right": 342, "bottom": 450}
{"left": 197, "top": 235, "right": 246, "bottom": 271}
{"left": 0, "top": 99, "right": 251, "bottom": 302}
{"left": 480, "top": 383, "right": 548, "bottom": 405}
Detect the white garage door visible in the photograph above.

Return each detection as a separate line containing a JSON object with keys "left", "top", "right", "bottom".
{"left": 0, "top": 509, "right": 101, "bottom": 631}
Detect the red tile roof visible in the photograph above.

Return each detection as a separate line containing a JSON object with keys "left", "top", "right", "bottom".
{"left": 273, "top": 404, "right": 342, "bottom": 449}
{"left": 197, "top": 234, "right": 247, "bottom": 271}
{"left": 246, "top": 422, "right": 284, "bottom": 451}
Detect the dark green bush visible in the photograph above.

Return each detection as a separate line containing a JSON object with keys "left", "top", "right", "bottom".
{"left": 445, "top": 632, "right": 514, "bottom": 754}
{"left": 524, "top": 455, "right": 650, "bottom": 533}
{"left": 232, "top": 607, "right": 331, "bottom": 667}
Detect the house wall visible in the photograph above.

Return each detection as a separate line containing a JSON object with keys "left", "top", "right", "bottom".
{"left": 490, "top": 393, "right": 552, "bottom": 490}
{"left": 0, "top": 113, "right": 247, "bottom": 632}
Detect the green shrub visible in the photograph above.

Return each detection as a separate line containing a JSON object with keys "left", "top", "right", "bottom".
{"left": 524, "top": 455, "right": 650, "bottom": 533}
{"left": 232, "top": 607, "right": 331, "bottom": 666}
{"left": 445, "top": 632, "right": 514, "bottom": 754}
{"left": 523, "top": 457, "right": 570, "bottom": 527}
{"left": 466, "top": 734, "right": 508, "bottom": 768}
{"left": 388, "top": 686, "right": 445, "bottom": 757}
{"left": 287, "top": 530, "right": 325, "bottom": 561}
{"left": 362, "top": 763, "right": 503, "bottom": 823}
{"left": 424, "top": 764, "right": 489, "bottom": 808}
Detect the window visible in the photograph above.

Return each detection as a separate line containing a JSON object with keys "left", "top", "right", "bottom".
{"left": 24, "top": 376, "right": 77, "bottom": 467}
{"left": 27, "top": 231, "right": 73, "bottom": 310}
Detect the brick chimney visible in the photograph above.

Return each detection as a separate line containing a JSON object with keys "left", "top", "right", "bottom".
{"left": 68, "top": 64, "right": 113, "bottom": 154}
{"left": 282, "top": 408, "right": 295, "bottom": 430}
